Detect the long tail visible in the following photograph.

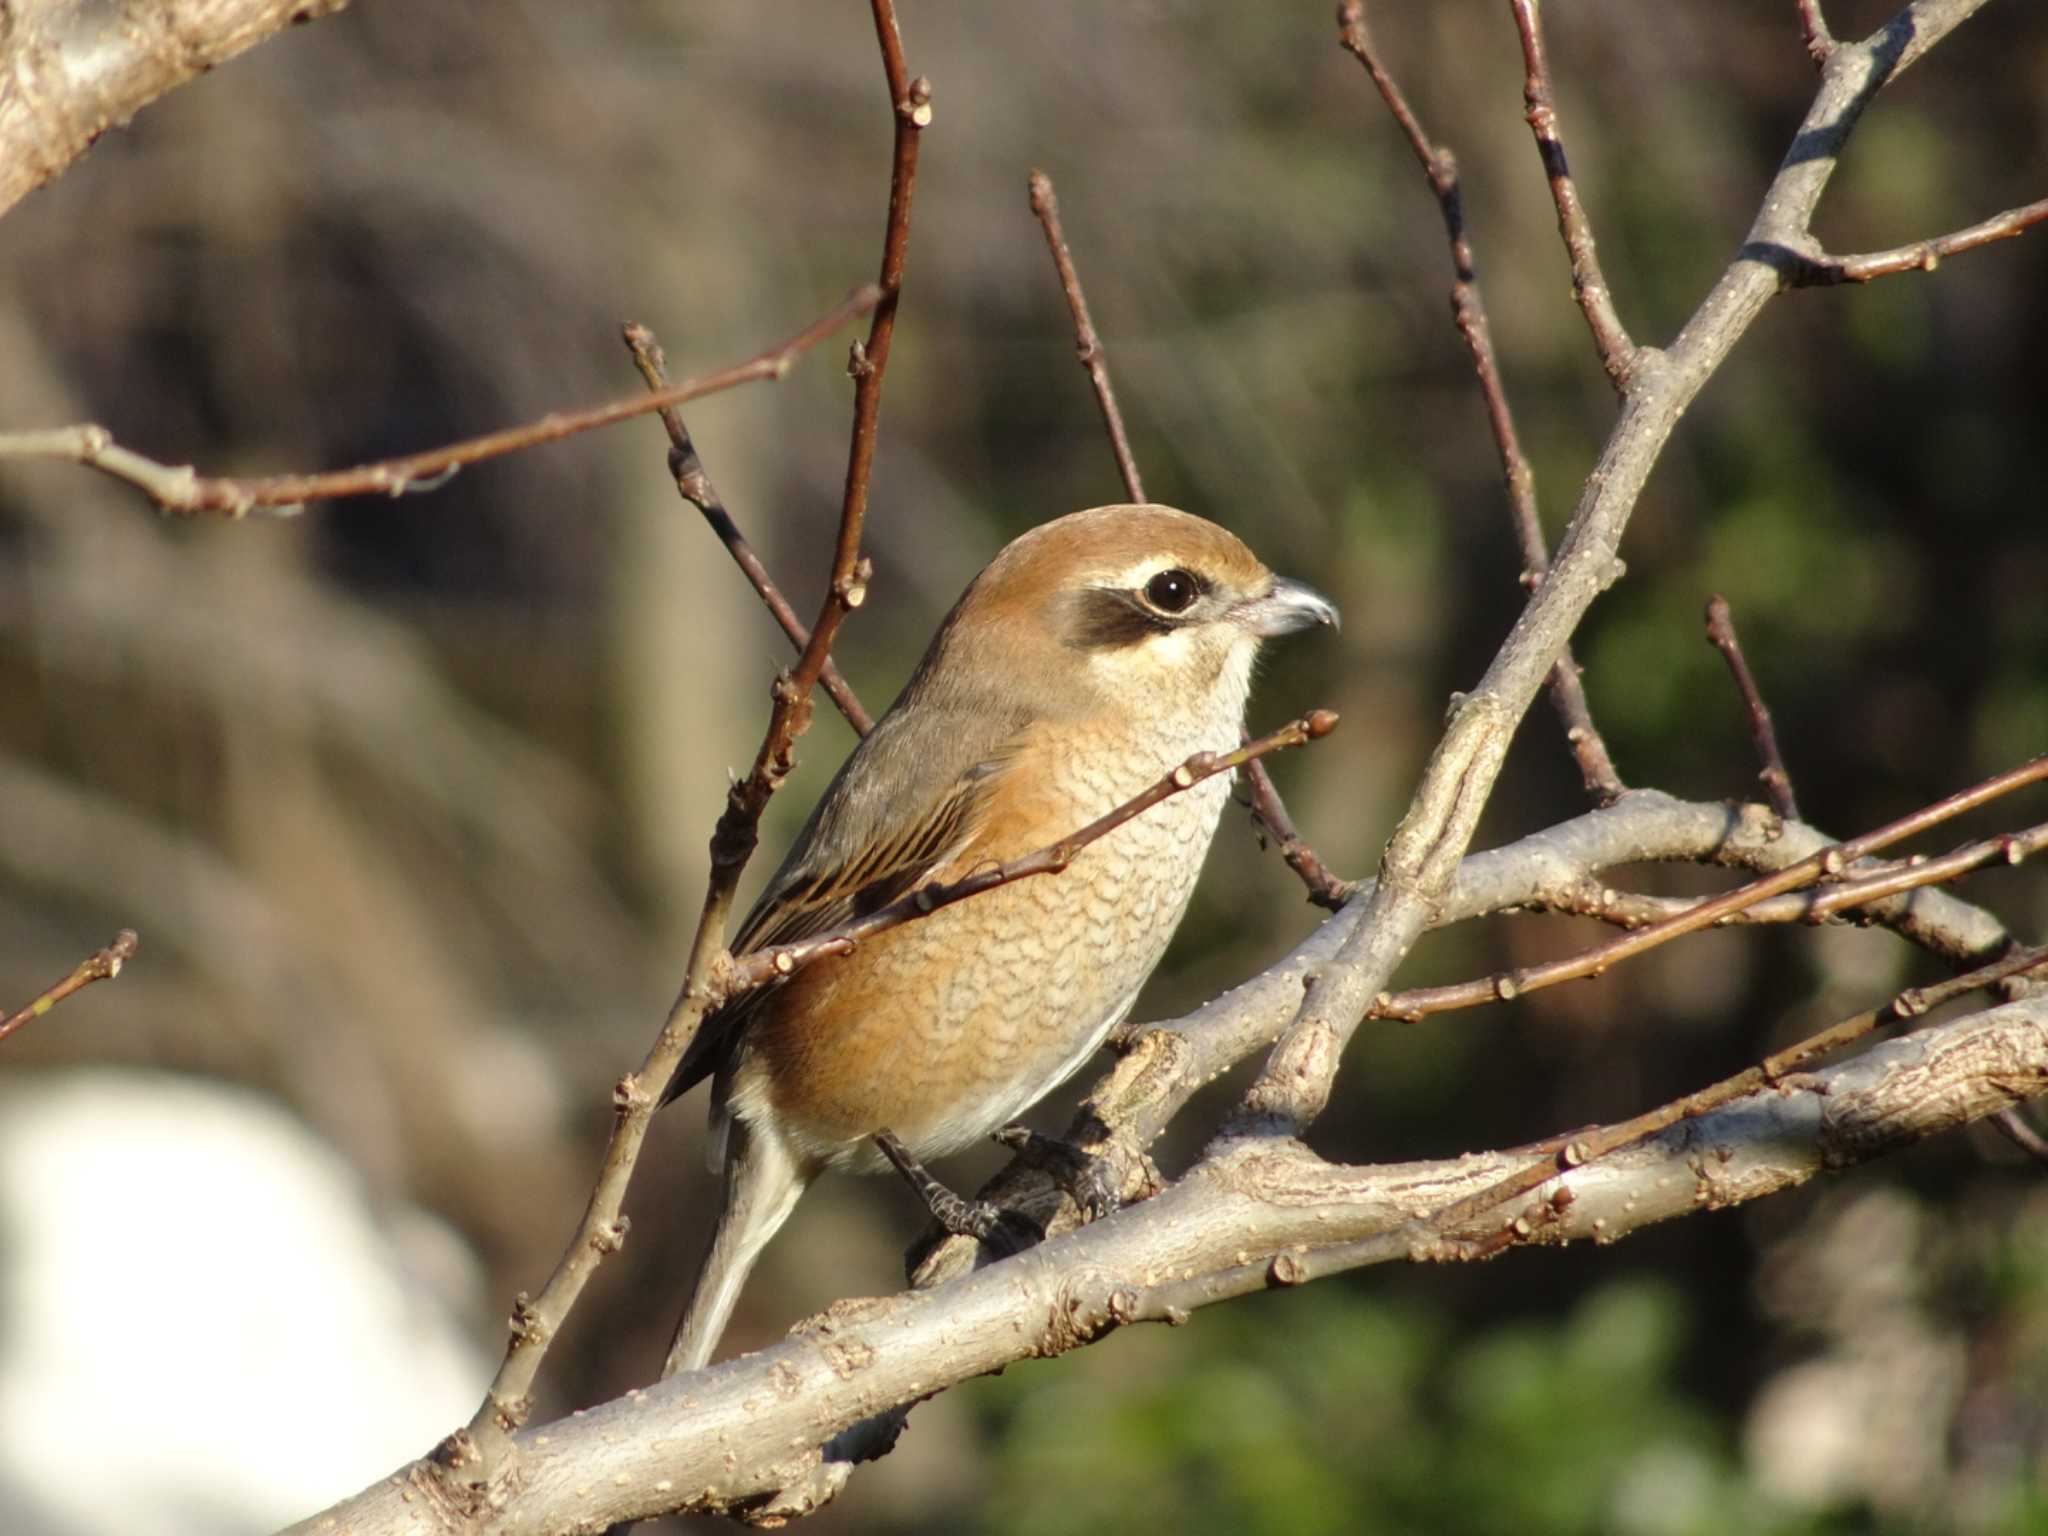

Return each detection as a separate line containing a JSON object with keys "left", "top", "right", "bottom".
{"left": 662, "top": 1116, "right": 809, "bottom": 1377}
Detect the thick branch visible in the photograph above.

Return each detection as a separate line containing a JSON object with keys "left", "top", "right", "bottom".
{"left": 0, "top": 0, "right": 350, "bottom": 222}
{"left": 1379, "top": 760, "right": 2047, "bottom": 1022}
{"left": 287, "top": 995, "right": 2048, "bottom": 1532}
{"left": 1228, "top": 0, "right": 1997, "bottom": 1141}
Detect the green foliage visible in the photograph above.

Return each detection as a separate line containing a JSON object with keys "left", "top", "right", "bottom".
{"left": 961, "top": 1280, "right": 1799, "bottom": 1536}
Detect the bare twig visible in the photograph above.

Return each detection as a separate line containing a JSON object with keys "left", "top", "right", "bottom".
{"left": 1507, "top": 0, "right": 1637, "bottom": 391}
{"left": 910, "top": 787, "right": 2022, "bottom": 1296}
{"left": 450, "top": 0, "right": 927, "bottom": 1478}
{"left": 1992, "top": 1108, "right": 2048, "bottom": 1165}
{"left": 1243, "top": 757, "right": 1353, "bottom": 911}
{"left": 1508, "top": 816, "right": 2048, "bottom": 934}
{"left": 1027, "top": 170, "right": 1147, "bottom": 504}
{"left": 620, "top": 323, "right": 873, "bottom": 735}
{"left": 0, "top": 930, "right": 138, "bottom": 1046}
{"left": 1371, "top": 940, "right": 2048, "bottom": 1263}
{"left": 0, "top": 287, "right": 882, "bottom": 518}
{"left": 1790, "top": 196, "right": 2048, "bottom": 284}
{"left": 1022, "top": 167, "right": 1346, "bottom": 903}
{"left": 1338, "top": 0, "right": 1622, "bottom": 802}
{"left": 1796, "top": 0, "right": 1837, "bottom": 65}
{"left": 1377, "top": 760, "right": 2048, "bottom": 1022}
{"left": 1230, "top": 0, "right": 2000, "bottom": 1144}
{"left": 1797, "top": 819, "right": 2048, "bottom": 920}
{"left": 1705, "top": 593, "right": 1799, "bottom": 819}
{"left": 809, "top": 5, "right": 927, "bottom": 711}
{"left": 726, "top": 712, "right": 1339, "bottom": 991}
{"left": 711, "top": 0, "right": 926, "bottom": 930}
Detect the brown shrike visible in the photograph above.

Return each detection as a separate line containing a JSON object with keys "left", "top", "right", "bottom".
{"left": 661, "top": 503, "right": 1338, "bottom": 1374}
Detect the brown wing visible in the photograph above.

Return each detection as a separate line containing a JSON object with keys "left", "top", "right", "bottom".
{"left": 659, "top": 733, "right": 1015, "bottom": 1108}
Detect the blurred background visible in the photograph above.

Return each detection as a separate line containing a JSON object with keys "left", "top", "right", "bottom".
{"left": 1, "top": 2, "right": 2045, "bottom": 1531}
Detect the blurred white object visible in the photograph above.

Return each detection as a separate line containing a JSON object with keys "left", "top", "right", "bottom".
{"left": 0, "top": 1071, "right": 489, "bottom": 1535}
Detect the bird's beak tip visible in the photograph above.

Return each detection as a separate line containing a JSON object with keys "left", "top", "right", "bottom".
{"left": 1243, "top": 576, "right": 1341, "bottom": 638}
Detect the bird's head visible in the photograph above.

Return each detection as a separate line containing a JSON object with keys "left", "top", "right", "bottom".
{"left": 914, "top": 504, "right": 1338, "bottom": 731}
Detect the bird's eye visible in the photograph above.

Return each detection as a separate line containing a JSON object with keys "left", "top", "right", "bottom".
{"left": 1143, "top": 567, "right": 1202, "bottom": 614}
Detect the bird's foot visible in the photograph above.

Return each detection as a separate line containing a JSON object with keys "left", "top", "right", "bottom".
{"left": 992, "top": 1124, "right": 1121, "bottom": 1221}
{"left": 873, "top": 1129, "right": 1003, "bottom": 1240}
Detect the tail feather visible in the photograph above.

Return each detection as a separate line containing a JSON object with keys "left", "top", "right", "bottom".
{"left": 663, "top": 1117, "right": 809, "bottom": 1377}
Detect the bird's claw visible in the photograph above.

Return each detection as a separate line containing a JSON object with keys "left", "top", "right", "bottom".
{"left": 874, "top": 1128, "right": 1006, "bottom": 1241}
{"left": 992, "top": 1124, "right": 1122, "bottom": 1221}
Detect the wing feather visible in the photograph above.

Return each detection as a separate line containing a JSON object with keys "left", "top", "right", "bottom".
{"left": 659, "top": 702, "right": 1022, "bottom": 1108}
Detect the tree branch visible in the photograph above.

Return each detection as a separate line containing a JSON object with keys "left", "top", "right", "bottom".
{"left": 1338, "top": 0, "right": 1622, "bottom": 802}
{"left": 1796, "top": 0, "right": 1838, "bottom": 66}
{"left": 1241, "top": 755, "right": 1354, "bottom": 911}
{"left": 0, "top": 929, "right": 138, "bottom": 1046}
{"left": 1507, "top": 0, "right": 1637, "bottom": 390}
{"left": 288, "top": 994, "right": 2048, "bottom": 1531}
{"left": 1788, "top": 195, "right": 2048, "bottom": 284}
{"left": 1226, "top": 0, "right": 1998, "bottom": 1143}
{"left": 0, "top": 0, "right": 351, "bottom": 222}
{"left": 1027, "top": 169, "right": 1147, "bottom": 504}
{"left": 1020, "top": 167, "right": 1345, "bottom": 909}
{"left": 1705, "top": 593, "right": 1801, "bottom": 819}
{"left": 724, "top": 711, "right": 1338, "bottom": 992}
{"left": 620, "top": 322, "right": 873, "bottom": 736}
{"left": 444, "top": 0, "right": 927, "bottom": 1493}
{"left": 0, "top": 286, "right": 882, "bottom": 517}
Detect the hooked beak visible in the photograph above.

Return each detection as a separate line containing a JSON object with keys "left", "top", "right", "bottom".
{"left": 1235, "top": 576, "right": 1341, "bottom": 638}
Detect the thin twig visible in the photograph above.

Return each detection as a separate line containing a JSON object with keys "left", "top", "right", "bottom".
{"left": 1243, "top": 757, "right": 1353, "bottom": 911}
{"left": 1507, "top": 0, "right": 1636, "bottom": 391}
{"left": 711, "top": 0, "right": 925, "bottom": 900}
{"left": 1416, "top": 940, "right": 2048, "bottom": 1255}
{"left": 1230, "top": 0, "right": 2007, "bottom": 1145}
{"left": 1991, "top": 1108, "right": 2048, "bottom": 1165}
{"left": 1796, "top": 0, "right": 1837, "bottom": 65}
{"left": 0, "top": 931, "right": 139, "bottom": 1046}
{"left": 1338, "top": 0, "right": 1623, "bottom": 802}
{"left": 1272, "top": 941, "right": 2048, "bottom": 1280}
{"left": 1790, "top": 196, "right": 2048, "bottom": 284}
{"left": 621, "top": 323, "right": 873, "bottom": 735}
{"left": 1027, "top": 169, "right": 1146, "bottom": 504}
{"left": 726, "top": 711, "right": 1339, "bottom": 991}
{"left": 452, "top": 0, "right": 927, "bottom": 1470}
{"left": 0, "top": 288, "right": 882, "bottom": 518}
{"left": 1798, "top": 819, "right": 2048, "bottom": 920}
{"left": 1705, "top": 594, "right": 1799, "bottom": 819}
{"left": 1375, "top": 757, "right": 2048, "bottom": 1021}
{"left": 1022, "top": 166, "right": 1347, "bottom": 904}
{"left": 1507, "top": 817, "right": 2045, "bottom": 933}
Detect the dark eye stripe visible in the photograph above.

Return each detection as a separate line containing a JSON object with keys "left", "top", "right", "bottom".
{"left": 1060, "top": 587, "right": 1177, "bottom": 650}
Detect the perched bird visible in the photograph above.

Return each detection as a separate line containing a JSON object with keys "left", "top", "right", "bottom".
{"left": 661, "top": 503, "right": 1337, "bottom": 1375}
